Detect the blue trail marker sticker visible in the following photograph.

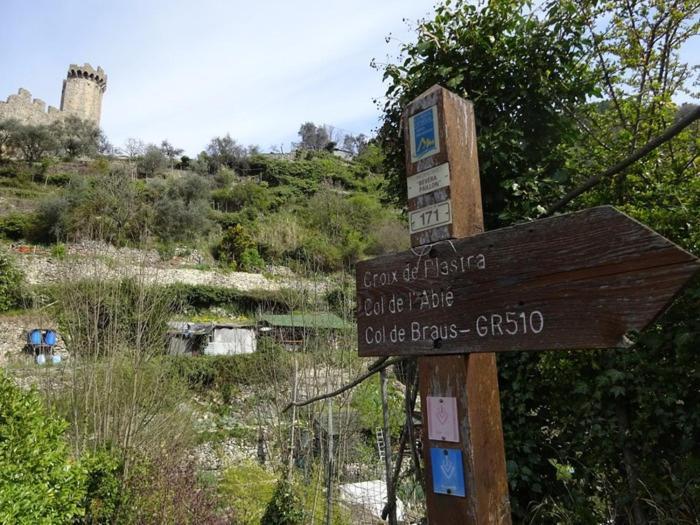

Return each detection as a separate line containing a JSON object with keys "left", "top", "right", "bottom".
{"left": 409, "top": 106, "right": 440, "bottom": 162}
{"left": 430, "top": 447, "right": 466, "bottom": 497}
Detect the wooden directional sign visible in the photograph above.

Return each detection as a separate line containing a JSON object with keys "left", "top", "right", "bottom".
{"left": 357, "top": 206, "right": 699, "bottom": 357}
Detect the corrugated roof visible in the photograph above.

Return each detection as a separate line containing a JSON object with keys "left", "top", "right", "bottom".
{"left": 259, "top": 312, "right": 349, "bottom": 330}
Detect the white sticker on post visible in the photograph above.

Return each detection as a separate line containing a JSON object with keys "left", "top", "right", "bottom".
{"left": 427, "top": 396, "right": 459, "bottom": 442}
{"left": 409, "top": 201, "right": 452, "bottom": 234}
{"left": 407, "top": 163, "right": 450, "bottom": 199}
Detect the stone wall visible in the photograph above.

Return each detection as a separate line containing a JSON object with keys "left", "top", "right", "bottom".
{"left": 0, "top": 88, "right": 61, "bottom": 126}
{"left": 0, "top": 63, "right": 107, "bottom": 127}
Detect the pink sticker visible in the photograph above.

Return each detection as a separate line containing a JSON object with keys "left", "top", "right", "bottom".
{"left": 427, "top": 396, "right": 459, "bottom": 442}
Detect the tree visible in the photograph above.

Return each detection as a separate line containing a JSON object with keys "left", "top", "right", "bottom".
{"left": 51, "top": 115, "right": 101, "bottom": 159}
{"left": 341, "top": 133, "right": 369, "bottom": 156}
{"left": 0, "top": 371, "right": 85, "bottom": 524}
{"left": 376, "top": 0, "right": 700, "bottom": 521}
{"left": 0, "top": 119, "right": 19, "bottom": 161}
{"left": 160, "top": 139, "right": 184, "bottom": 170}
{"left": 375, "top": 0, "right": 596, "bottom": 227}
{"left": 205, "top": 133, "right": 258, "bottom": 173}
{"left": 123, "top": 137, "right": 145, "bottom": 161}
{"left": 137, "top": 144, "right": 167, "bottom": 177}
{"left": 9, "top": 123, "right": 58, "bottom": 163}
{"left": 295, "top": 122, "right": 332, "bottom": 151}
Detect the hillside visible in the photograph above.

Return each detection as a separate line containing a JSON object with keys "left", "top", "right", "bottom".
{"left": 0, "top": 142, "right": 420, "bottom": 523}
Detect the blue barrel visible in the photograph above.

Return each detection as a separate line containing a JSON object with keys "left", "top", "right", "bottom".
{"left": 29, "top": 329, "right": 42, "bottom": 345}
{"left": 51, "top": 355, "right": 61, "bottom": 364}
{"left": 44, "top": 330, "right": 57, "bottom": 346}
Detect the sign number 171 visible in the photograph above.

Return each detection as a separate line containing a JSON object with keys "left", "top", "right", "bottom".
{"left": 409, "top": 201, "right": 452, "bottom": 234}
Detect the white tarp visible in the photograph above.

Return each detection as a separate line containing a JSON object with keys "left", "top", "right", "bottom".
{"left": 338, "top": 480, "right": 405, "bottom": 523}
{"left": 204, "top": 327, "right": 256, "bottom": 355}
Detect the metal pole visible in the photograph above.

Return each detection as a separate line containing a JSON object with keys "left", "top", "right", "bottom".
{"left": 381, "top": 368, "right": 397, "bottom": 525}
{"left": 325, "top": 378, "right": 333, "bottom": 525}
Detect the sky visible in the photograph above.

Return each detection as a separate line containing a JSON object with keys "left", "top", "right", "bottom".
{"left": 0, "top": 0, "right": 437, "bottom": 155}
{"left": 2, "top": 1, "right": 697, "bottom": 156}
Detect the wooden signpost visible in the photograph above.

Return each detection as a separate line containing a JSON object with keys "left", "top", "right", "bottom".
{"left": 355, "top": 85, "right": 700, "bottom": 524}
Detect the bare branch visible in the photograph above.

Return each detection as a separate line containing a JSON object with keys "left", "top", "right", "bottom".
{"left": 282, "top": 356, "right": 407, "bottom": 412}
{"left": 545, "top": 105, "right": 700, "bottom": 216}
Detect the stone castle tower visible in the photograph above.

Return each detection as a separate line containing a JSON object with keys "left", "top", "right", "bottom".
{"left": 0, "top": 62, "right": 107, "bottom": 127}
{"left": 60, "top": 63, "right": 107, "bottom": 125}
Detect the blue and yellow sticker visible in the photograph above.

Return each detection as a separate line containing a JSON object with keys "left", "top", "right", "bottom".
{"left": 409, "top": 105, "right": 440, "bottom": 162}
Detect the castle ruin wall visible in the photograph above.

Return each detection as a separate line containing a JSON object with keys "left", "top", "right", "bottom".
{"left": 0, "top": 63, "right": 107, "bottom": 127}
{"left": 0, "top": 88, "right": 61, "bottom": 126}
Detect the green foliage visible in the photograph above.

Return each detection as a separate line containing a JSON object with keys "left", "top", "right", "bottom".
{"left": 137, "top": 144, "right": 167, "bottom": 177}
{"left": 377, "top": 0, "right": 699, "bottom": 521}
{"left": 150, "top": 174, "right": 213, "bottom": 243}
{"left": 219, "top": 461, "right": 277, "bottom": 525}
{"left": 164, "top": 282, "right": 299, "bottom": 314}
{"left": 239, "top": 247, "right": 265, "bottom": 272}
{"left": 260, "top": 478, "right": 305, "bottom": 525}
{"left": 211, "top": 180, "right": 272, "bottom": 215}
{"left": 0, "top": 371, "right": 85, "bottom": 524}
{"left": 351, "top": 373, "right": 404, "bottom": 437}
{"left": 78, "top": 448, "right": 123, "bottom": 524}
{"left": 205, "top": 133, "right": 258, "bottom": 173}
{"left": 0, "top": 212, "right": 33, "bottom": 240}
{"left": 50, "top": 116, "right": 101, "bottom": 160}
{"left": 0, "top": 247, "right": 24, "bottom": 312}
{"left": 375, "top": 0, "right": 596, "bottom": 227}
{"left": 168, "top": 342, "right": 292, "bottom": 390}
{"left": 213, "top": 224, "right": 256, "bottom": 269}
{"left": 50, "top": 242, "right": 66, "bottom": 259}
{"left": 9, "top": 123, "right": 58, "bottom": 163}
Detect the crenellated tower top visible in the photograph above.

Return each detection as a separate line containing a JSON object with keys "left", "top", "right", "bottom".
{"left": 60, "top": 62, "right": 107, "bottom": 124}
{"left": 66, "top": 63, "right": 108, "bottom": 92}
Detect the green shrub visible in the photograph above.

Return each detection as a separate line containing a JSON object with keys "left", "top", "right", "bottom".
{"left": 260, "top": 478, "right": 305, "bottom": 525}
{"left": 169, "top": 344, "right": 291, "bottom": 390}
{"left": 78, "top": 449, "right": 123, "bottom": 524}
{"left": 164, "top": 283, "right": 295, "bottom": 313}
{"left": 0, "top": 212, "right": 33, "bottom": 240}
{"left": 0, "top": 248, "right": 24, "bottom": 311}
{"left": 220, "top": 461, "right": 277, "bottom": 525}
{"left": 0, "top": 371, "right": 86, "bottom": 524}
{"left": 210, "top": 180, "right": 271, "bottom": 213}
{"left": 239, "top": 247, "right": 265, "bottom": 272}
{"left": 40, "top": 171, "right": 72, "bottom": 186}
{"left": 213, "top": 224, "right": 256, "bottom": 268}
{"left": 50, "top": 242, "right": 67, "bottom": 259}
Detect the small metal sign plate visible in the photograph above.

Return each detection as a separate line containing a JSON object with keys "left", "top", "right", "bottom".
{"left": 430, "top": 447, "right": 466, "bottom": 497}
{"left": 409, "top": 106, "right": 440, "bottom": 162}
{"left": 409, "top": 201, "right": 452, "bottom": 234}
{"left": 407, "top": 163, "right": 450, "bottom": 199}
{"left": 427, "top": 396, "right": 459, "bottom": 442}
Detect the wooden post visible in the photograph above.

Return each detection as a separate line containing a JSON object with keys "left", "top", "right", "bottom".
{"left": 403, "top": 85, "right": 511, "bottom": 524}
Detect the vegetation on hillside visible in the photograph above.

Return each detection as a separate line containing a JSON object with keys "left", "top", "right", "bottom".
{"left": 0, "top": 0, "right": 698, "bottom": 522}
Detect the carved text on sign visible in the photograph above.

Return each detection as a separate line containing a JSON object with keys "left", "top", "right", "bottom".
{"left": 356, "top": 207, "right": 700, "bottom": 357}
